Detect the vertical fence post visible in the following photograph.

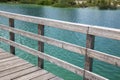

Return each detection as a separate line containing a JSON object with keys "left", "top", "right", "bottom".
{"left": 38, "top": 24, "right": 44, "bottom": 68}
{"left": 84, "top": 34, "right": 95, "bottom": 80}
{"left": 9, "top": 18, "right": 15, "bottom": 55}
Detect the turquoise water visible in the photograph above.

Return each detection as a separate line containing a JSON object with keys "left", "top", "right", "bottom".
{"left": 0, "top": 4, "right": 120, "bottom": 80}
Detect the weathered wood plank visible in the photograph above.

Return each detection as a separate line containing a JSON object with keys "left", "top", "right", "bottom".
{"left": 0, "top": 52, "right": 8, "bottom": 55}
{"left": 84, "top": 34, "right": 95, "bottom": 71}
{"left": 89, "top": 26, "right": 120, "bottom": 40}
{"left": 31, "top": 73, "right": 55, "bottom": 80}
{"left": 0, "top": 58, "right": 22, "bottom": 66}
{"left": 1, "top": 11, "right": 120, "bottom": 41}
{"left": 13, "top": 70, "right": 48, "bottom": 80}
{"left": 0, "top": 24, "right": 86, "bottom": 55}
{"left": 87, "top": 49, "right": 120, "bottom": 67}
{"left": 0, "top": 49, "right": 63, "bottom": 80}
{"left": 0, "top": 11, "right": 88, "bottom": 34}
{"left": 0, "top": 37, "right": 84, "bottom": 76}
{"left": 0, "top": 37, "right": 108, "bottom": 80}
{"left": 0, "top": 56, "right": 18, "bottom": 63}
{"left": 49, "top": 77, "right": 64, "bottom": 80}
{"left": 84, "top": 70, "right": 108, "bottom": 80}
{"left": 84, "top": 34, "right": 95, "bottom": 80}
{"left": 0, "top": 58, "right": 25, "bottom": 69}
{"left": 0, "top": 58, "right": 29, "bottom": 71}
{"left": 38, "top": 24, "right": 44, "bottom": 68}
{"left": 0, "top": 63, "right": 33, "bottom": 77}
{"left": 0, "top": 53, "right": 14, "bottom": 60}
{"left": 9, "top": 18, "right": 15, "bottom": 55}
{"left": 0, "top": 67, "right": 40, "bottom": 80}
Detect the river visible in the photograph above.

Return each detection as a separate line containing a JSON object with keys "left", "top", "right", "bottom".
{"left": 0, "top": 3, "right": 120, "bottom": 80}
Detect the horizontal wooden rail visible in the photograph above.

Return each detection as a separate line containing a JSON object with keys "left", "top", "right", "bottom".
{"left": 0, "top": 37, "right": 108, "bottom": 80}
{"left": 0, "top": 11, "right": 120, "bottom": 40}
{"left": 89, "top": 26, "right": 120, "bottom": 40}
{"left": 87, "top": 49, "right": 120, "bottom": 67}
{"left": 0, "top": 24, "right": 86, "bottom": 55}
{"left": 0, "top": 24, "right": 120, "bottom": 67}
{"left": 0, "top": 11, "right": 88, "bottom": 34}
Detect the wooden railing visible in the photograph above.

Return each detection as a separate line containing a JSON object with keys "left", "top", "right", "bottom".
{"left": 0, "top": 11, "right": 120, "bottom": 80}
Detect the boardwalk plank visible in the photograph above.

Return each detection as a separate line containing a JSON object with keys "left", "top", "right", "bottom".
{"left": 13, "top": 70, "right": 48, "bottom": 80}
{"left": 31, "top": 73, "right": 56, "bottom": 80}
{"left": 0, "top": 58, "right": 24, "bottom": 67}
{"left": 0, "top": 56, "right": 19, "bottom": 63}
{"left": 0, "top": 67, "right": 40, "bottom": 80}
{"left": 0, "top": 53, "right": 14, "bottom": 60}
{"left": 0, "top": 49, "right": 63, "bottom": 80}
{"left": 0, "top": 63, "right": 33, "bottom": 77}
{"left": 0, "top": 59, "right": 28, "bottom": 71}
{"left": 49, "top": 77, "right": 64, "bottom": 80}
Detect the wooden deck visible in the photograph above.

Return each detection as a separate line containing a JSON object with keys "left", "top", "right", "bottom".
{"left": 0, "top": 49, "right": 63, "bottom": 80}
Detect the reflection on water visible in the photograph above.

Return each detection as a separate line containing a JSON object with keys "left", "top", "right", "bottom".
{"left": 0, "top": 4, "right": 120, "bottom": 80}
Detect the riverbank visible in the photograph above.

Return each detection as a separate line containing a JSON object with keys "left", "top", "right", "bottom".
{"left": 4, "top": 0, "right": 79, "bottom": 8}
{"left": 0, "top": 0, "right": 120, "bottom": 9}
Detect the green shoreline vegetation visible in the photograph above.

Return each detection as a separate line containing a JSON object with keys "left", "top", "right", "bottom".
{"left": 0, "top": 0, "right": 120, "bottom": 9}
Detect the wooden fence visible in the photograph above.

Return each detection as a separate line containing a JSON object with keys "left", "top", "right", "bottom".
{"left": 0, "top": 11, "right": 120, "bottom": 80}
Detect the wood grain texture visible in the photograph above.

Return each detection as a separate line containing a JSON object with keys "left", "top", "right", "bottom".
{"left": 9, "top": 18, "right": 15, "bottom": 55}
{"left": 89, "top": 26, "right": 120, "bottom": 40}
{"left": 0, "top": 24, "right": 86, "bottom": 55}
{"left": 0, "top": 61, "right": 28, "bottom": 72}
{"left": 49, "top": 77, "right": 64, "bottom": 80}
{"left": 84, "top": 70, "right": 108, "bottom": 80}
{"left": 0, "top": 11, "right": 120, "bottom": 40}
{"left": 84, "top": 34, "right": 95, "bottom": 80}
{"left": 84, "top": 34, "right": 95, "bottom": 71}
{"left": 0, "top": 58, "right": 23, "bottom": 66}
{"left": 0, "top": 53, "right": 14, "bottom": 60}
{"left": 0, "top": 67, "right": 40, "bottom": 80}
{"left": 0, "top": 11, "right": 88, "bottom": 34}
{"left": 0, "top": 37, "right": 108, "bottom": 80}
{"left": 38, "top": 24, "right": 44, "bottom": 68}
{"left": 0, "top": 63, "right": 33, "bottom": 77}
{"left": 0, "top": 59, "right": 28, "bottom": 71}
{"left": 87, "top": 49, "right": 120, "bottom": 67}
{"left": 0, "top": 49, "right": 63, "bottom": 80}
{"left": 13, "top": 70, "right": 48, "bottom": 80}
{"left": 0, "top": 37, "right": 84, "bottom": 76}
{"left": 31, "top": 73, "right": 55, "bottom": 80}
{"left": 0, "top": 56, "right": 19, "bottom": 63}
